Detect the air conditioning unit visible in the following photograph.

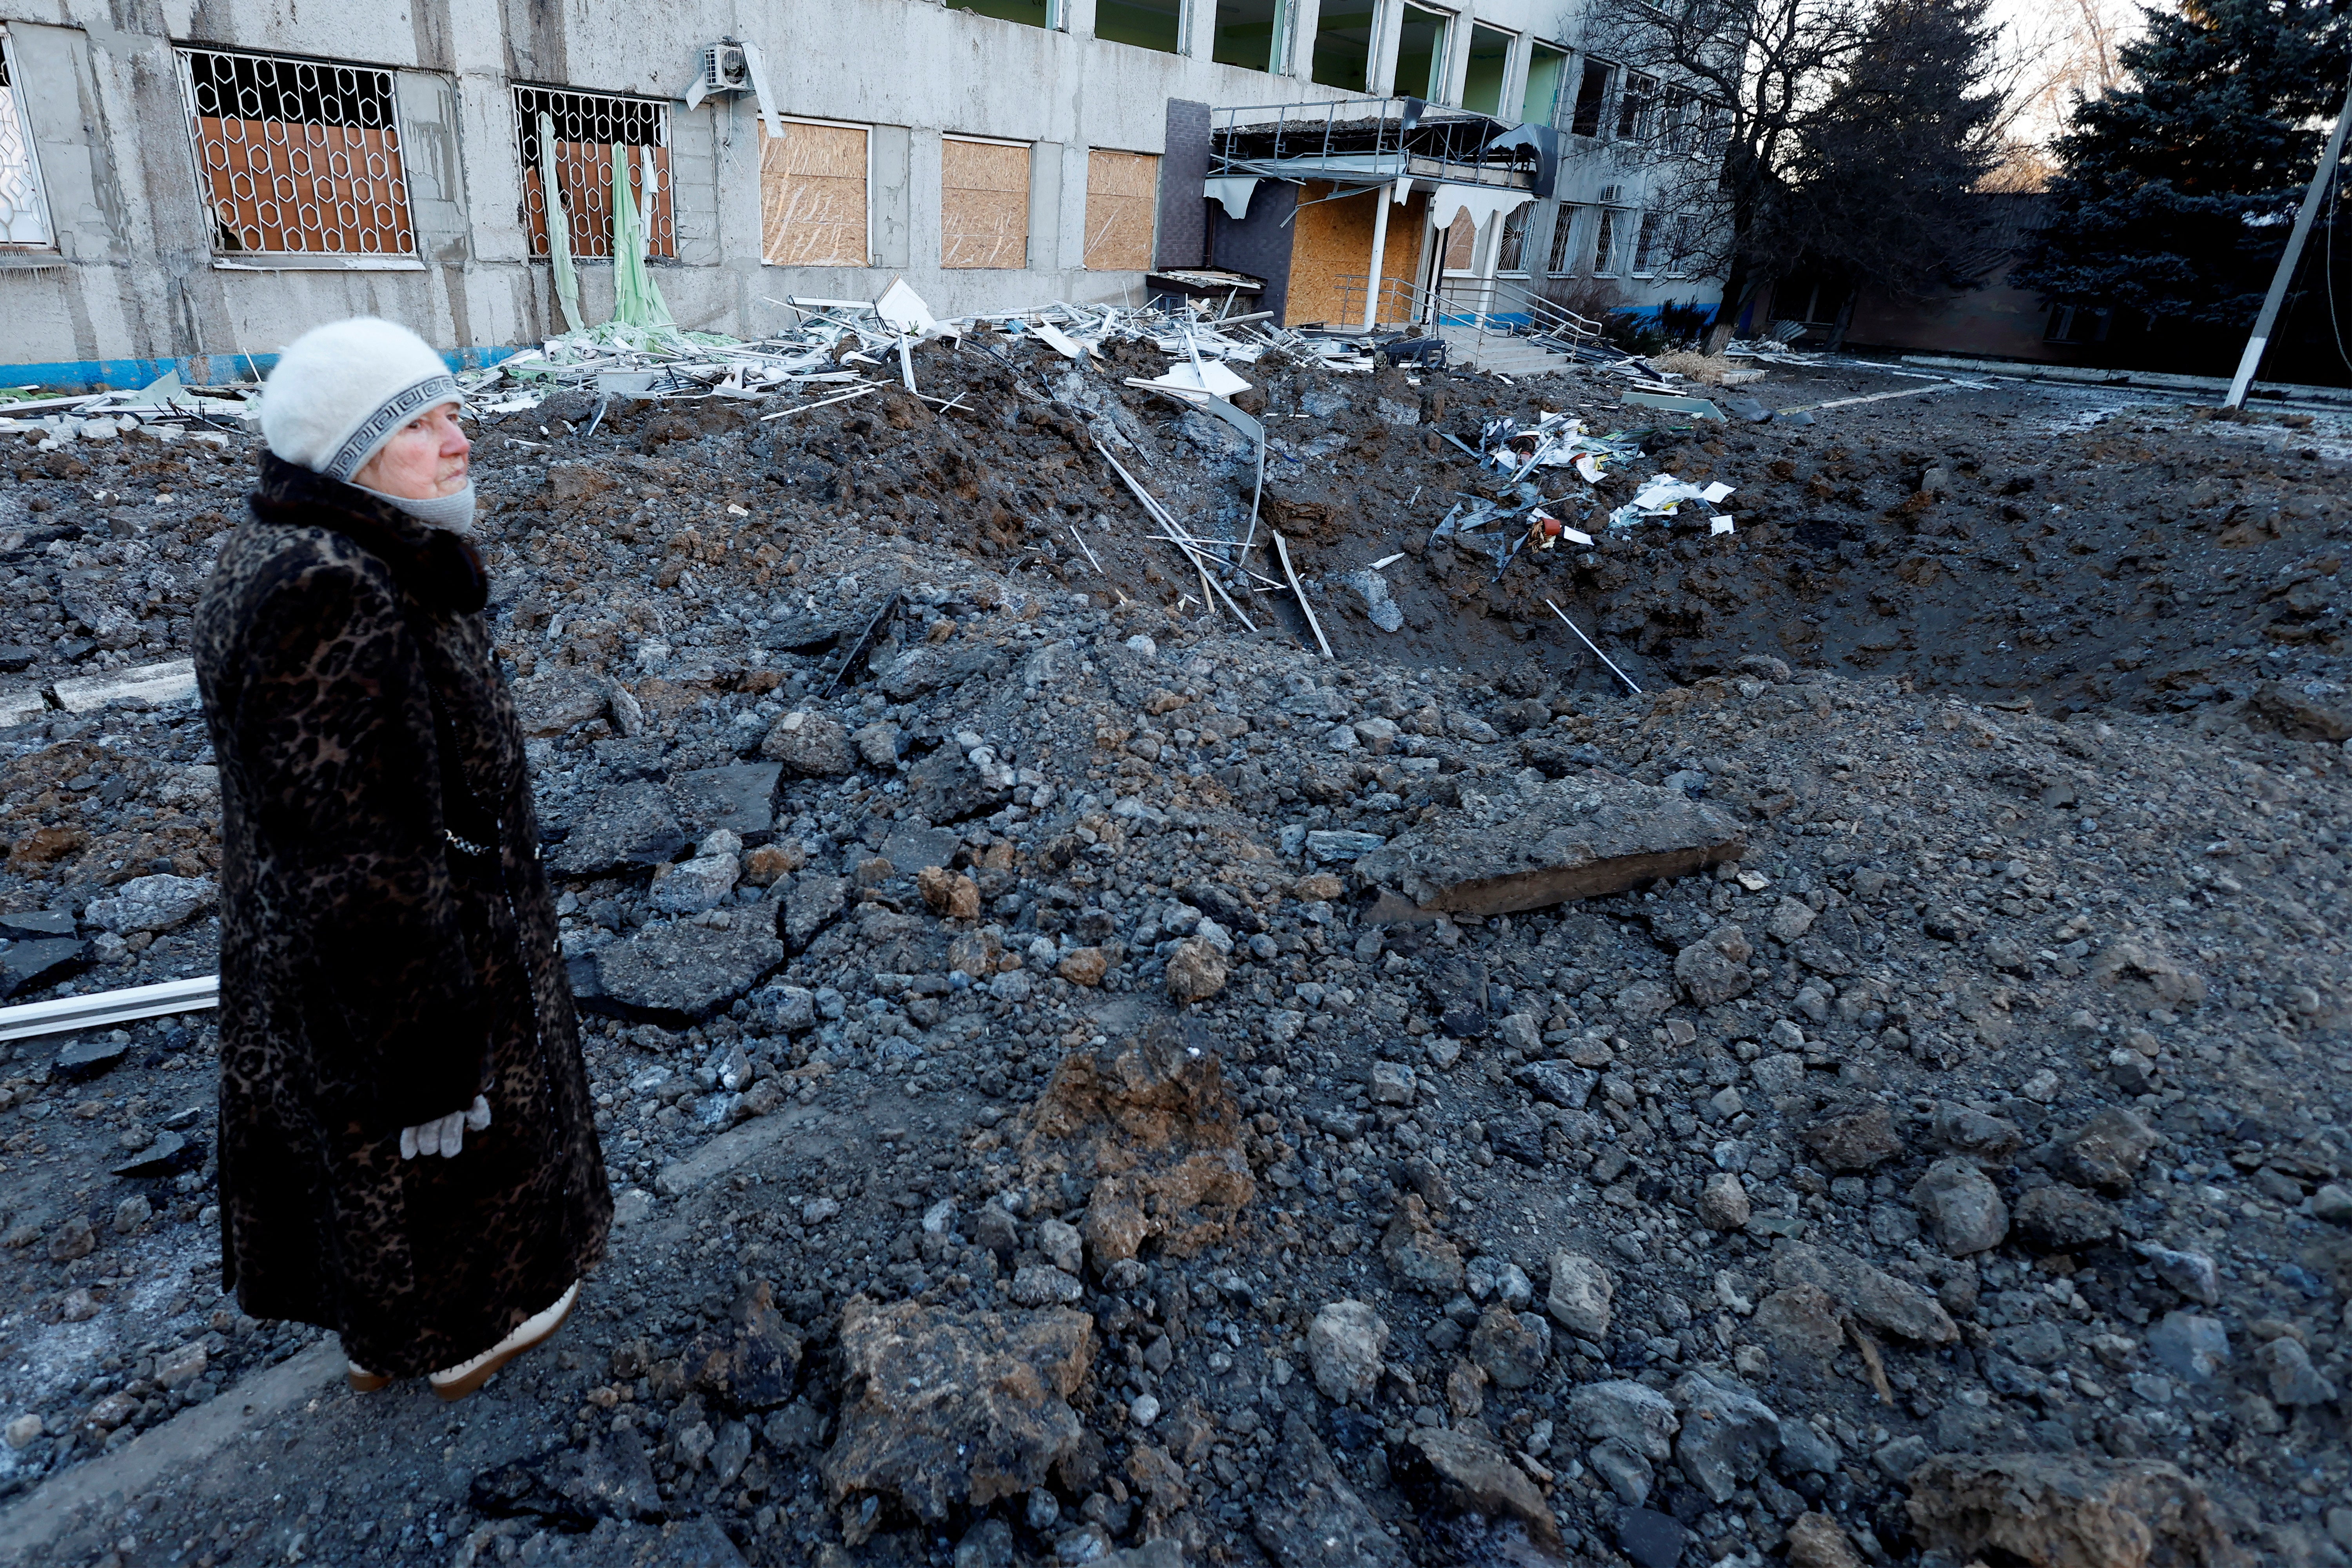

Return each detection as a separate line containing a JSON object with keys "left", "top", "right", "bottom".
{"left": 1598, "top": 184, "right": 1625, "bottom": 206}
{"left": 697, "top": 42, "right": 751, "bottom": 95}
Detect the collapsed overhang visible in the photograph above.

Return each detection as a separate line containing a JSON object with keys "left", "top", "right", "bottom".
{"left": 1207, "top": 96, "right": 1555, "bottom": 216}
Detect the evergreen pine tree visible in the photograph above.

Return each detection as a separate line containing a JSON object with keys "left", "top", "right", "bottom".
{"left": 2012, "top": 0, "right": 2352, "bottom": 336}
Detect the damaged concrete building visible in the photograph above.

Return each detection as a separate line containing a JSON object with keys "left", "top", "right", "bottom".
{"left": 0, "top": 0, "right": 1724, "bottom": 384}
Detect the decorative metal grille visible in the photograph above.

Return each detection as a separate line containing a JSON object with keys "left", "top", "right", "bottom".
{"left": 1546, "top": 205, "right": 1578, "bottom": 273}
{"left": 514, "top": 85, "right": 674, "bottom": 261}
{"left": 1496, "top": 205, "right": 1529, "bottom": 272}
{"left": 1632, "top": 211, "right": 1662, "bottom": 274}
{"left": 0, "top": 33, "right": 54, "bottom": 247}
{"left": 176, "top": 47, "right": 414, "bottom": 257}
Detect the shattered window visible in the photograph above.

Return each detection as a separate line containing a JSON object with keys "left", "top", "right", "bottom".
{"left": 513, "top": 85, "right": 674, "bottom": 263}
{"left": 1521, "top": 42, "right": 1568, "bottom": 127}
{"left": 1394, "top": 4, "right": 1452, "bottom": 102}
{"left": 1461, "top": 24, "right": 1513, "bottom": 116}
{"left": 1496, "top": 204, "right": 1529, "bottom": 273}
{"left": 1310, "top": 0, "right": 1377, "bottom": 91}
{"left": 1632, "top": 211, "right": 1662, "bottom": 274}
{"left": 760, "top": 118, "right": 868, "bottom": 268}
{"left": 1569, "top": 59, "right": 1612, "bottom": 138}
{"left": 1546, "top": 204, "right": 1578, "bottom": 273}
{"left": 0, "top": 30, "right": 54, "bottom": 248}
{"left": 942, "top": 135, "right": 1030, "bottom": 269}
{"left": 1083, "top": 149, "right": 1159, "bottom": 271}
{"left": 176, "top": 46, "right": 414, "bottom": 258}
{"left": 1098, "top": 0, "right": 1185, "bottom": 54}
{"left": 1591, "top": 207, "right": 1617, "bottom": 274}
{"left": 1616, "top": 73, "right": 1657, "bottom": 141}
{"left": 1212, "top": 0, "right": 1292, "bottom": 73}
{"left": 1666, "top": 214, "right": 1694, "bottom": 277}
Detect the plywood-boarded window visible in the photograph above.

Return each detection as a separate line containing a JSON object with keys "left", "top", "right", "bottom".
{"left": 761, "top": 119, "right": 868, "bottom": 267}
{"left": 942, "top": 135, "right": 1028, "bottom": 269}
{"left": 513, "top": 85, "right": 673, "bottom": 261}
{"left": 175, "top": 46, "right": 413, "bottom": 257}
{"left": 1083, "top": 149, "right": 1156, "bottom": 271}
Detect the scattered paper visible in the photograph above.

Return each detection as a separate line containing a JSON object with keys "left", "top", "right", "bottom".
{"left": 1710, "top": 516, "right": 1735, "bottom": 535}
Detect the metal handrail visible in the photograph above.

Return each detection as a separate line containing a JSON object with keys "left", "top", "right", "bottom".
{"left": 1328, "top": 270, "right": 1605, "bottom": 368}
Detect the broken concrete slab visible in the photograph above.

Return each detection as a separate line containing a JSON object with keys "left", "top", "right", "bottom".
{"left": 53, "top": 659, "right": 196, "bottom": 715}
{"left": 0, "top": 689, "right": 49, "bottom": 728}
{"left": 1354, "top": 772, "right": 1745, "bottom": 920}
{"left": 581, "top": 923, "right": 784, "bottom": 1023}
{"left": 1252, "top": 1412, "right": 1408, "bottom": 1568}
{"left": 670, "top": 762, "right": 781, "bottom": 844}
{"left": 0, "top": 936, "right": 93, "bottom": 999}
{"left": 1392, "top": 1424, "right": 1561, "bottom": 1549}
{"left": 1904, "top": 1454, "right": 2241, "bottom": 1568}
{"left": 821, "top": 1296, "right": 1094, "bottom": 1539}
{"left": 547, "top": 780, "right": 690, "bottom": 879}
{"left": 905, "top": 748, "right": 1010, "bottom": 824}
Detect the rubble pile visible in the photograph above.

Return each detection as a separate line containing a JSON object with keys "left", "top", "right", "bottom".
{"left": 0, "top": 332, "right": 2346, "bottom": 1568}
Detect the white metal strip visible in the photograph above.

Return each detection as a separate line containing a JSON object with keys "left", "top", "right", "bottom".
{"left": 0, "top": 974, "right": 219, "bottom": 1042}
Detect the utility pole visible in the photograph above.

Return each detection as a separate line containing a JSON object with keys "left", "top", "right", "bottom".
{"left": 2224, "top": 69, "right": 2352, "bottom": 408}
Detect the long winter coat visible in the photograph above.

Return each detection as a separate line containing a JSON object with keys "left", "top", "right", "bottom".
{"left": 194, "top": 454, "right": 609, "bottom": 1377}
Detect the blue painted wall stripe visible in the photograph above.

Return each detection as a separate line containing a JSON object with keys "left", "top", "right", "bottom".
{"left": 3, "top": 346, "right": 528, "bottom": 396}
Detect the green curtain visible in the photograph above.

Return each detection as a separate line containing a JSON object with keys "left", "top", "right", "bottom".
{"left": 610, "top": 143, "right": 674, "bottom": 331}
{"left": 535, "top": 113, "right": 583, "bottom": 335}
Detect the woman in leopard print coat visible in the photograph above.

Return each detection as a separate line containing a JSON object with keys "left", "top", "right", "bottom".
{"left": 194, "top": 321, "right": 607, "bottom": 1384}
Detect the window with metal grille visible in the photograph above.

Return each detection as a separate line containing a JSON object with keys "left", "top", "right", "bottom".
{"left": 1591, "top": 208, "right": 1617, "bottom": 275}
{"left": 1496, "top": 205, "right": 1529, "bottom": 273}
{"left": 1546, "top": 205, "right": 1579, "bottom": 274}
{"left": 1632, "top": 211, "right": 1662, "bottom": 274}
{"left": 514, "top": 85, "right": 674, "bottom": 261}
{"left": 0, "top": 30, "right": 54, "bottom": 248}
{"left": 176, "top": 46, "right": 413, "bottom": 258}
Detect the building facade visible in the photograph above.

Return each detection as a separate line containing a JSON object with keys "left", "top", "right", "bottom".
{"left": 0, "top": 0, "right": 1722, "bottom": 382}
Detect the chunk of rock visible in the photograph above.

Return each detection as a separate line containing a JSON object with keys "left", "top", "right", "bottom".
{"left": 1394, "top": 1425, "right": 1561, "bottom": 1550}
{"left": 682, "top": 1280, "right": 805, "bottom": 1410}
{"left": 1754, "top": 1285, "right": 1848, "bottom": 1365}
{"left": 83, "top": 873, "right": 214, "bottom": 935}
{"left": 2254, "top": 1336, "right": 2338, "bottom": 1406}
{"left": 670, "top": 763, "right": 780, "bottom": 844}
{"left": 2134, "top": 1243, "right": 2220, "bottom": 1306}
{"left": 1772, "top": 1243, "right": 1957, "bottom": 1344}
{"left": 2089, "top": 940, "right": 2206, "bottom": 1013}
{"left": 906, "top": 748, "right": 1011, "bottom": 824}
{"left": 759, "top": 710, "right": 856, "bottom": 777}
{"left": 1379, "top": 1195, "right": 1465, "bottom": 1295}
{"left": 1165, "top": 938, "right": 1228, "bottom": 1004}
{"left": 1546, "top": 1251, "right": 1615, "bottom": 1339}
{"left": 1675, "top": 923, "right": 1755, "bottom": 1006}
{"left": 1670, "top": 1372, "right": 1782, "bottom": 1503}
{"left": 2061, "top": 1107, "right": 2159, "bottom": 1193}
{"left": 1466, "top": 1307, "right": 1549, "bottom": 1390}
{"left": 469, "top": 1430, "right": 664, "bottom": 1528}
{"left": 1784, "top": 1512, "right": 1866, "bottom": 1568}
{"left": 780, "top": 871, "right": 847, "bottom": 949}
{"left": 1306, "top": 1300, "right": 1388, "bottom": 1403}
{"left": 583, "top": 924, "right": 784, "bottom": 1024}
{"left": 1024, "top": 1019, "right": 1254, "bottom": 1265}
{"left": 1910, "top": 1159, "right": 2009, "bottom": 1255}
{"left": 2147, "top": 1311, "right": 2231, "bottom": 1383}
{"left": 1513, "top": 1059, "right": 1597, "bottom": 1108}
{"left": 549, "top": 780, "right": 689, "bottom": 878}
{"left": 1354, "top": 771, "right": 1744, "bottom": 919}
{"left": 1930, "top": 1100, "right": 2023, "bottom": 1164}
{"left": 0, "top": 936, "right": 91, "bottom": 998}
{"left": 821, "top": 1297, "right": 1095, "bottom": 1540}
{"left": 2012, "top": 1185, "right": 2119, "bottom": 1251}
{"left": 1567, "top": 1379, "right": 1679, "bottom": 1461}
{"left": 1905, "top": 1454, "right": 2239, "bottom": 1568}
{"left": 1698, "top": 1172, "right": 1752, "bottom": 1231}
{"left": 1801, "top": 1098, "right": 1902, "bottom": 1171}
{"left": 1251, "top": 1412, "right": 1407, "bottom": 1568}
{"left": 650, "top": 853, "right": 740, "bottom": 915}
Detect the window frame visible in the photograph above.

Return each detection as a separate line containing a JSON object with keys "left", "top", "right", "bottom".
{"left": 1631, "top": 210, "right": 1662, "bottom": 277}
{"left": 1591, "top": 206, "right": 1619, "bottom": 276}
{"left": 759, "top": 114, "right": 873, "bottom": 269}
{"left": 1545, "top": 203, "right": 1579, "bottom": 275}
{"left": 1615, "top": 72, "right": 1657, "bottom": 142}
{"left": 175, "top": 43, "right": 420, "bottom": 269}
{"left": 1521, "top": 40, "right": 1570, "bottom": 127}
{"left": 1210, "top": 0, "right": 1294, "bottom": 74}
{"left": 512, "top": 83, "right": 677, "bottom": 265}
{"left": 1082, "top": 146, "right": 1161, "bottom": 271}
{"left": 940, "top": 131, "right": 1033, "bottom": 270}
{"left": 0, "top": 26, "right": 56, "bottom": 252}
{"left": 1393, "top": 1, "right": 1455, "bottom": 103}
{"left": 1495, "top": 203, "right": 1530, "bottom": 276}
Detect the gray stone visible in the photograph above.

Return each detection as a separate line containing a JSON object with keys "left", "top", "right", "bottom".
{"left": 2133, "top": 1243, "right": 2219, "bottom": 1305}
{"left": 1671, "top": 1372, "right": 1782, "bottom": 1503}
{"left": 2000, "top": 1322, "right": 2067, "bottom": 1367}
{"left": 110, "top": 1129, "right": 192, "bottom": 1178}
{"left": 1307, "top": 1300, "right": 1388, "bottom": 1403}
{"left": 1777, "top": 1421, "right": 1840, "bottom": 1475}
{"left": 83, "top": 873, "right": 213, "bottom": 935}
{"left": 1675, "top": 924, "right": 1755, "bottom": 1005}
{"left": 1588, "top": 1437, "right": 1654, "bottom": 1506}
{"left": 1354, "top": 771, "right": 1744, "bottom": 919}
{"left": 0, "top": 936, "right": 91, "bottom": 999}
{"left": 1615, "top": 1507, "right": 1688, "bottom": 1568}
{"left": 549, "top": 780, "right": 689, "bottom": 878}
{"left": 586, "top": 924, "right": 784, "bottom": 1023}
{"left": 759, "top": 710, "right": 856, "bottom": 777}
{"left": 1750, "top": 1053, "right": 1806, "bottom": 1096}
{"left": 1910, "top": 1158, "right": 2009, "bottom": 1255}
{"left": 512, "top": 668, "right": 613, "bottom": 737}
{"left": 649, "top": 854, "right": 740, "bottom": 915}
{"left": 1466, "top": 1307, "right": 1549, "bottom": 1390}
{"left": 55, "top": 1031, "right": 129, "bottom": 1080}
{"left": 1396, "top": 1426, "right": 1559, "bottom": 1550}
{"left": 1875, "top": 1435, "right": 1932, "bottom": 1481}
{"left": 1929, "top": 1101, "right": 2023, "bottom": 1163}
{"left": 1369, "top": 1060, "right": 1417, "bottom": 1105}
{"left": 1007, "top": 1265, "right": 1085, "bottom": 1307}
{"left": 852, "top": 721, "right": 905, "bottom": 768}
{"left": 1771, "top": 1243, "right": 1957, "bottom": 1344}
{"left": 780, "top": 873, "right": 846, "bottom": 948}
{"left": 2062, "top": 1107, "right": 2159, "bottom": 1193}
{"left": 1766, "top": 896, "right": 1817, "bottom": 943}
{"left": 1698, "top": 1172, "right": 1752, "bottom": 1231}
{"left": 670, "top": 763, "right": 781, "bottom": 844}
{"left": 907, "top": 749, "right": 1010, "bottom": 824}
{"left": 2312, "top": 1184, "right": 2352, "bottom": 1224}
{"left": 0, "top": 909, "right": 75, "bottom": 940}
{"left": 1251, "top": 1412, "right": 1407, "bottom": 1568}
{"left": 1547, "top": 1251, "right": 1614, "bottom": 1339}
{"left": 879, "top": 821, "right": 962, "bottom": 875}
{"left": 2013, "top": 1185, "right": 2118, "bottom": 1250}
{"left": 2255, "top": 1337, "right": 2337, "bottom": 1406}
{"left": 1514, "top": 1059, "right": 1598, "bottom": 1109}
{"left": 1567, "top": 1380, "right": 1679, "bottom": 1462}
{"left": 1305, "top": 829, "right": 1386, "bottom": 863}
{"left": 2147, "top": 1312, "right": 2230, "bottom": 1383}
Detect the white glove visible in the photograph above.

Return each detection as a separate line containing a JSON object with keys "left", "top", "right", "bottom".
{"left": 399, "top": 1094, "right": 492, "bottom": 1160}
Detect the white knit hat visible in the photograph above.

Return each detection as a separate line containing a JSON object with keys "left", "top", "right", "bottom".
{"left": 260, "top": 317, "right": 461, "bottom": 483}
